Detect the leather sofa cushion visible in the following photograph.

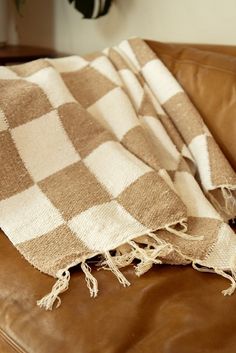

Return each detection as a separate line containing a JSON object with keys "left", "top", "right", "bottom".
{"left": 147, "top": 40, "right": 236, "bottom": 171}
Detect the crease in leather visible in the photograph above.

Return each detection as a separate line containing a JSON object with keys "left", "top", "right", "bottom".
{"left": 155, "top": 52, "right": 236, "bottom": 77}
{"left": 0, "top": 327, "right": 28, "bottom": 353}
{"left": 146, "top": 40, "right": 236, "bottom": 61}
{"left": 166, "top": 43, "right": 236, "bottom": 58}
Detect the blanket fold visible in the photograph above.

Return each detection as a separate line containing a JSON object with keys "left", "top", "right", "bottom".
{"left": 0, "top": 38, "right": 236, "bottom": 310}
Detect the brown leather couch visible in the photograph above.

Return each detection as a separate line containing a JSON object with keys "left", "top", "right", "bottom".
{"left": 0, "top": 41, "right": 236, "bottom": 353}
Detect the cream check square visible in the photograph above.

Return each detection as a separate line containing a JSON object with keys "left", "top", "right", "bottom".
{"left": 0, "top": 67, "right": 18, "bottom": 80}
{"left": 84, "top": 141, "right": 151, "bottom": 197}
{"left": 49, "top": 56, "right": 88, "bottom": 73}
{"left": 0, "top": 185, "right": 64, "bottom": 245}
{"left": 142, "top": 59, "right": 183, "bottom": 104}
{"left": 90, "top": 56, "right": 122, "bottom": 86}
{"left": 68, "top": 200, "right": 147, "bottom": 251}
{"left": 11, "top": 110, "right": 80, "bottom": 182}
{"left": 87, "top": 87, "right": 139, "bottom": 140}
{"left": 26, "top": 66, "right": 76, "bottom": 108}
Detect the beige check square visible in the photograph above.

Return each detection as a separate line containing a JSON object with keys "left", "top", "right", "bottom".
{"left": 39, "top": 161, "right": 111, "bottom": 221}
{"left": 117, "top": 171, "right": 186, "bottom": 229}
{"left": 0, "top": 79, "right": 52, "bottom": 128}
{"left": 62, "top": 66, "right": 116, "bottom": 108}
{"left": 0, "top": 131, "right": 33, "bottom": 200}
{"left": 58, "top": 102, "right": 113, "bottom": 158}
{"left": 17, "top": 224, "right": 90, "bottom": 276}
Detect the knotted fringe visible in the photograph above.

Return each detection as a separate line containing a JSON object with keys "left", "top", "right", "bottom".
{"left": 36, "top": 232, "right": 173, "bottom": 310}
{"left": 37, "top": 227, "right": 235, "bottom": 310}
{"left": 128, "top": 239, "right": 162, "bottom": 276}
{"left": 100, "top": 232, "right": 174, "bottom": 280}
{"left": 103, "top": 251, "right": 131, "bottom": 287}
{"left": 37, "top": 262, "right": 99, "bottom": 310}
{"left": 192, "top": 261, "right": 236, "bottom": 296}
{"left": 37, "top": 269, "right": 70, "bottom": 310}
{"left": 97, "top": 227, "right": 203, "bottom": 289}
{"left": 81, "top": 262, "right": 98, "bottom": 298}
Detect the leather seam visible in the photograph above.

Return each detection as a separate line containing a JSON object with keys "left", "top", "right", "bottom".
{"left": 0, "top": 327, "right": 28, "bottom": 353}
{"left": 157, "top": 52, "right": 236, "bottom": 77}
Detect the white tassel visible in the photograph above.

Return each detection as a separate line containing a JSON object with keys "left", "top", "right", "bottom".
{"left": 128, "top": 238, "right": 172, "bottom": 276}
{"left": 81, "top": 262, "right": 98, "bottom": 298}
{"left": 192, "top": 262, "right": 236, "bottom": 296}
{"left": 113, "top": 251, "right": 135, "bottom": 268}
{"left": 104, "top": 251, "right": 130, "bottom": 287}
{"left": 217, "top": 270, "right": 236, "bottom": 296}
{"left": 135, "top": 260, "right": 154, "bottom": 277}
{"left": 37, "top": 269, "right": 70, "bottom": 310}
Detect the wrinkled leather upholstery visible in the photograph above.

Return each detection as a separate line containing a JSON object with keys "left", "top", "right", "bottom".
{"left": 0, "top": 42, "right": 236, "bottom": 353}
{"left": 147, "top": 40, "right": 236, "bottom": 171}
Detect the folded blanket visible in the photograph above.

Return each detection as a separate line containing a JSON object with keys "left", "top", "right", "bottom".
{"left": 0, "top": 38, "right": 236, "bottom": 310}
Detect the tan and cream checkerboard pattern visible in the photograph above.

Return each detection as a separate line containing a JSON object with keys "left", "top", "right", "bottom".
{"left": 0, "top": 38, "right": 236, "bottom": 310}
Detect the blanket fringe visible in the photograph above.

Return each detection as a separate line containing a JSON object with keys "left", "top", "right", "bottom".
{"left": 37, "top": 228, "right": 236, "bottom": 310}
{"left": 192, "top": 262, "right": 236, "bottom": 296}
{"left": 103, "top": 251, "right": 131, "bottom": 287}
{"left": 102, "top": 233, "right": 174, "bottom": 278}
{"left": 37, "top": 269, "right": 70, "bottom": 310}
{"left": 107, "top": 250, "right": 135, "bottom": 269}
{"left": 128, "top": 239, "right": 162, "bottom": 276}
{"left": 81, "top": 262, "right": 98, "bottom": 298}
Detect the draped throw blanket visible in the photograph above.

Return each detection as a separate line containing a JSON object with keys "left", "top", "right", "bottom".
{"left": 0, "top": 38, "right": 236, "bottom": 310}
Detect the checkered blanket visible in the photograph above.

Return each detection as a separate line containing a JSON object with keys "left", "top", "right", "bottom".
{"left": 1, "top": 38, "right": 236, "bottom": 310}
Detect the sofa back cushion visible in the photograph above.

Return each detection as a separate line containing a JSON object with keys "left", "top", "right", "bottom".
{"left": 147, "top": 40, "right": 236, "bottom": 171}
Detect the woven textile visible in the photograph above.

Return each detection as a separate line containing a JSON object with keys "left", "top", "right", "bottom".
{"left": 0, "top": 38, "right": 236, "bottom": 310}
